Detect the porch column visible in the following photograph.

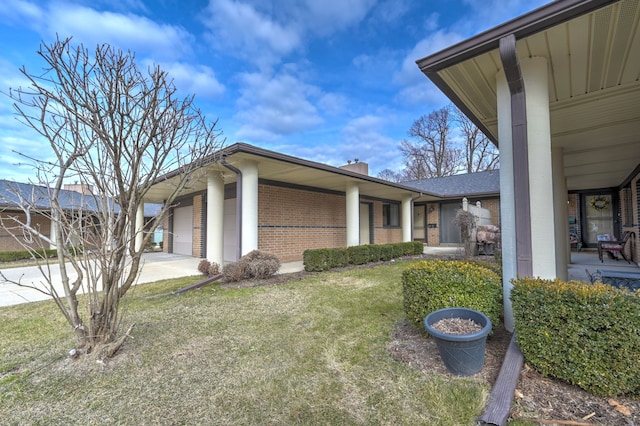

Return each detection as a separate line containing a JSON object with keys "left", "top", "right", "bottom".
{"left": 552, "top": 147, "right": 569, "bottom": 281}
{"left": 207, "top": 171, "right": 225, "bottom": 266}
{"left": 522, "top": 57, "right": 556, "bottom": 279}
{"left": 496, "top": 69, "right": 517, "bottom": 332}
{"left": 346, "top": 181, "right": 360, "bottom": 246}
{"left": 240, "top": 160, "right": 259, "bottom": 256}
{"left": 402, "top": 195, "right": 412, "bottom": 242}
{"left": 135, "top": 202, "right": 144, "bottom": 252}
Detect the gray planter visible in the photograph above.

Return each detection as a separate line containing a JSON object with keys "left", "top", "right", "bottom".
{"left": 424, "top": 307, "right": 492, "bottom": 376}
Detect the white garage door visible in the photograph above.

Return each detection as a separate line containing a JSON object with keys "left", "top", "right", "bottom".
{"left": 173, "top": 205, "right": 193, "bottom": 255}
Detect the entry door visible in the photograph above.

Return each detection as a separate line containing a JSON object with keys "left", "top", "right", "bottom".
{"left": 413, "top": 205, "right": 426, "bottom": 241}
{"left": 584, "top": 194, "right": 614, "bottom": 246}
{"left": 440, "top": 203, "right": 462, "bottom": 244}
{"left": 359, "top": 203, "right": 372, "bottom": 244}
{"left": 173, "top": 206, "right": 193, "bottom": 255}
{"left": 223, "top": 198, "right": 238, "bottom": 262}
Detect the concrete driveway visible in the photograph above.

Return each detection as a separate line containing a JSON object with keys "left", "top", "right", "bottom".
{"left": 0, "top": 252, "right": 202, "bottom": 308}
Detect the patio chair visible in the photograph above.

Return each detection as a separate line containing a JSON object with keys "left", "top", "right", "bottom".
{"left": 597, "top": 231, "right": 633, "bottom": 263}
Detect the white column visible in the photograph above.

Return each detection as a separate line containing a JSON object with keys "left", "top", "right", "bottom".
{"left": 207, "top": 171, "right": 225, "bottom": 266}
{"left": 240, "top": 160, "right": 259, "bottom": 255}
{"left": 402, "top": 195, "right": 412, "bottom": 242}
{"left": 522, "top": 57, "right": 556, "bottom": 279}
{"left": 49, "top": 212, "right": 58, "bottom": 249}
{"left": 496, "top": 69, "right": 517, "bottom": 332}
{"left": 135, "top": 202, "right": 144, "bottom": 252}
{"left": 346, "top": 181, "right": 360, "bottom": 246}
{"left": 552, "top": 147, "right": 569, "bottom": 281}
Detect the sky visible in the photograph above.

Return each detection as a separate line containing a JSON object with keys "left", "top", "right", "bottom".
{"left": 0, "top": 0, "right": 552, "bottom": 183}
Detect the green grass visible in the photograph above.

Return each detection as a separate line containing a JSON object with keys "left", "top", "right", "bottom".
{"left": 0, "top": 262, "right": 488, "bottom": 425}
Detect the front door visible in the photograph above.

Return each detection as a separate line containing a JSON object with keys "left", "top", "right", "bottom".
{"left": 440, "top": 202, "right": 462, "bottom": 244}
{"left": 413, "top": 204, "right": 426, "bottom": 241}
{"left": 173, "top": 205, "right": 193, "bottom": 255}
{"left": 359, "top": 203, "right": 372, "bottom": 244}
{"left": 584, "top": 193, "right": 614, "bottom": 247}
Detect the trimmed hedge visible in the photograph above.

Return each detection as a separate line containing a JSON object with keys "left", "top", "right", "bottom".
{"left": 303, "top": 242, "right": 423, "bottom": 272}
{"left": 0, "top": 248, "right": 63, "bottom": 263}
{"left": 511, "top": 277, "right": 640, "bottom": 396}
{"left": 402, "top": 260, "right": 502, "bottom": 332}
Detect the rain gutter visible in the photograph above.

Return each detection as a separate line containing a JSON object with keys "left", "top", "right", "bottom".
{"left": 499, "top": 34, "right": 533, "bottom": 277}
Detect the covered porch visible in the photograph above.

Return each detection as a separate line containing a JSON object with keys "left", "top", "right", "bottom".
{"left": 416, "top": 0, "right": 640, "bottom": 330}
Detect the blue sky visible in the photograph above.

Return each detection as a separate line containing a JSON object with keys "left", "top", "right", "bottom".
{"left": 0, "top": 0, "right": 551, "bottom": 182}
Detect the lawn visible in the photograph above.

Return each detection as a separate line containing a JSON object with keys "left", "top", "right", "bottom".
{"left": 0, "top": 261, "right": 488, "bottom": 425}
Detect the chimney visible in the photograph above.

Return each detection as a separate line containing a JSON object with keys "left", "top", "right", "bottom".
{"left": 339, "top": 158, "right": 369, "bottom": 175}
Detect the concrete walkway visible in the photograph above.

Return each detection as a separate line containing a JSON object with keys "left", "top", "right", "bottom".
{"left": 0, "top": 252, "right": 202, "bottom": 307}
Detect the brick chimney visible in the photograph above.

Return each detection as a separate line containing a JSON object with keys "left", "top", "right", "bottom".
{"left": 339, "top": 159, "right": 368, "bottom": 175}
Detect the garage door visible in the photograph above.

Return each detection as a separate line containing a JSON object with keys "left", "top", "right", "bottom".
{"left": 173, "top": 205, "right": 193, "bottom": 255}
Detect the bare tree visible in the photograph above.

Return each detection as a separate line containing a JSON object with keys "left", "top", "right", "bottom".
{"left": 399, "top": 106, "right": 461, "bottom": 180}
{"left": 0, "top": 37, "right": 224, "bottom": 358}
{"left": 376, "top": 168, "right": 403, "bottom": 182}
{"left": 453, "top": 108, "right": 499, "bottom": 173}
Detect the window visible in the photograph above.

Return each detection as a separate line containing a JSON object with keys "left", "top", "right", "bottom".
{"left": 383, "top": 203, "right": 400, "bottom": 227}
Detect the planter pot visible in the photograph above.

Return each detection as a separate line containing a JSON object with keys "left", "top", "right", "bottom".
{"left": 424, "top": 307, "right": 492, "bottom": 376}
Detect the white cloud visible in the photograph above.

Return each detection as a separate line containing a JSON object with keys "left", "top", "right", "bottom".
{"left": 46, "top": 4, "right": 194, "bottom": 61}
{"left": 0, "top": 0, "right": 44, "bottom": 27}
{"left": 160, "top": 62, "right": 225, "bottom": 99}
{"left": 234, "top": 70, "right": 323, "bottom": 140}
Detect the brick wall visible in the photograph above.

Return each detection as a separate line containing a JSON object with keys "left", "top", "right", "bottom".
{"left": 0, "top": 211, "right": 52, "bottom": 251}
{"left": 257, "top": 184, "right": 347, "bottom": 262}
{"left": 371, "top": 200, "right": 402, "bottom": 244}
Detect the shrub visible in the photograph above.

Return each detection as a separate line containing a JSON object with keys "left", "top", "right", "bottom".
{"left": 0, "top": 248, "right": 67, "bottom": 263}
{"left": 380, "top": 245, "right": 394, "bottom": 261}
{"left": 243, "top": 250, "right": 280, "bottom": 279}
{"left": 366, "top": 244, "right": 382, "bottom": 262}
{"left": 402, "top": 260, "right": 502, "bottom": 332}
{"left": 330, "top": 247, "right": 349, "bottom": 269}
{"left": 511, "top": 277, "right": 640, "bottom": 396}
{"left": 222, "top": 261, "right": 250, "bottom": 282}
{"left": 410, "top": 241, "right": 424, "bottom": 255}
{"left": 303, "top": 248, "right": 332, "bottom": 272}
{"left": 197, "top": 259, "right": 211, "bottom": 275}
{"left": 208, "top": 262, "right": 221, "bottom": 276}
{"left": 347, "top": 245, "right": 370, "bottom": 265}
{"left": 222, "top": 250, "right": 280, "bottom": 282}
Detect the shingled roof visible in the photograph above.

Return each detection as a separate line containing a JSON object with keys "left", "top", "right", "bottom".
{"left": 403, "top": 169, "right": 500, "bottom": 198}
{"left": 0, "top": 180, "right": 161, "bottom": 216}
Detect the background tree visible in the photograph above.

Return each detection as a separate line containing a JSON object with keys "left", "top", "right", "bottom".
{"left": 0, "top": 37, "right": 224, "bottom": 358}
{"left": 399, "top": 105, "right": 461, "bottom": 180}
{"left": 376, "top": 168, "right": 403, "bottom": 182}
{"left": 453, "top": 107, "right": 499, "bottom": 173}
{"left": 397, "top": 104, "right": 498, "bottom": 181}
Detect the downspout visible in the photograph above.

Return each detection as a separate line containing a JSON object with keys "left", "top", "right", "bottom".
{"left": 221, "top": 155, "right": 243, "bottom": 260}
{"left": 499, "top": 34, "right": 533, "bottom": 277}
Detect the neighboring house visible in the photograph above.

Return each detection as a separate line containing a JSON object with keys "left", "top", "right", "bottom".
{"left": 415, "top": 0, "right": 640, "bottom": 328}
{"left": 404, "top": 170, "right": 501, "bottom": 246}
{"left": 0, "top": 180, "right": 160, "bottom": 252}
{"left": 145, "top": 143, "right": 449, "bottom": 265}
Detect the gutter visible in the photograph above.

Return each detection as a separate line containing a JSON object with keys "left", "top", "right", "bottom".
{"left": 499, "top": 34, "right": 533, "bottom": 278}
{"left": 221, "top": 155, "right": 243, "bottom": 260}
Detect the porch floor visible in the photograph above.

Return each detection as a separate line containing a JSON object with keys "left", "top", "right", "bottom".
{"left": 568, "top": 248, "right": 639, "bottom": 281}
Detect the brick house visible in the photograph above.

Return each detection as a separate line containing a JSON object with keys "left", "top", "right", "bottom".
{"left": 146, "top": 143, "right": 441, "bottom": 264}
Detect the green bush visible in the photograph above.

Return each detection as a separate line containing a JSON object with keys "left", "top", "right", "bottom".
{"left": 0, "top": 248, "right": 58, "bottom": 263}
{"left": 410, "top": 241, "right": 424, "bottom": 255}
{"left": 303, "top": 248, "right": 332, "bottom": 272}
{"left": 380, "top": 245, "right": 394, "bottom": 261}
{"left": 511, "top": 277, "right": 640, "bottom": 396}
{"left": 402, "top": 260, "right": 502, "bottom": 332}
{"left": 330, "top": 247, "right": 349, "bottom": 269}
{"left": 366, "top": 244, "right": 382, "bottom": 262}
{"left": 347, "top": 245, "right": 370, "bottom": 265}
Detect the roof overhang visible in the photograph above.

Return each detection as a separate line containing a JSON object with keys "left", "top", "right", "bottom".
{"left": 145, "top": 143, "right": 437, "bottom": 203}
{"left": 416, "top": 0, "right": 640, "bottom": 191}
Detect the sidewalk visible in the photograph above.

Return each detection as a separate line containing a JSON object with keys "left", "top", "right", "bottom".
{"left": 0, "top": 252, "right": 202, "bottom": 307}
